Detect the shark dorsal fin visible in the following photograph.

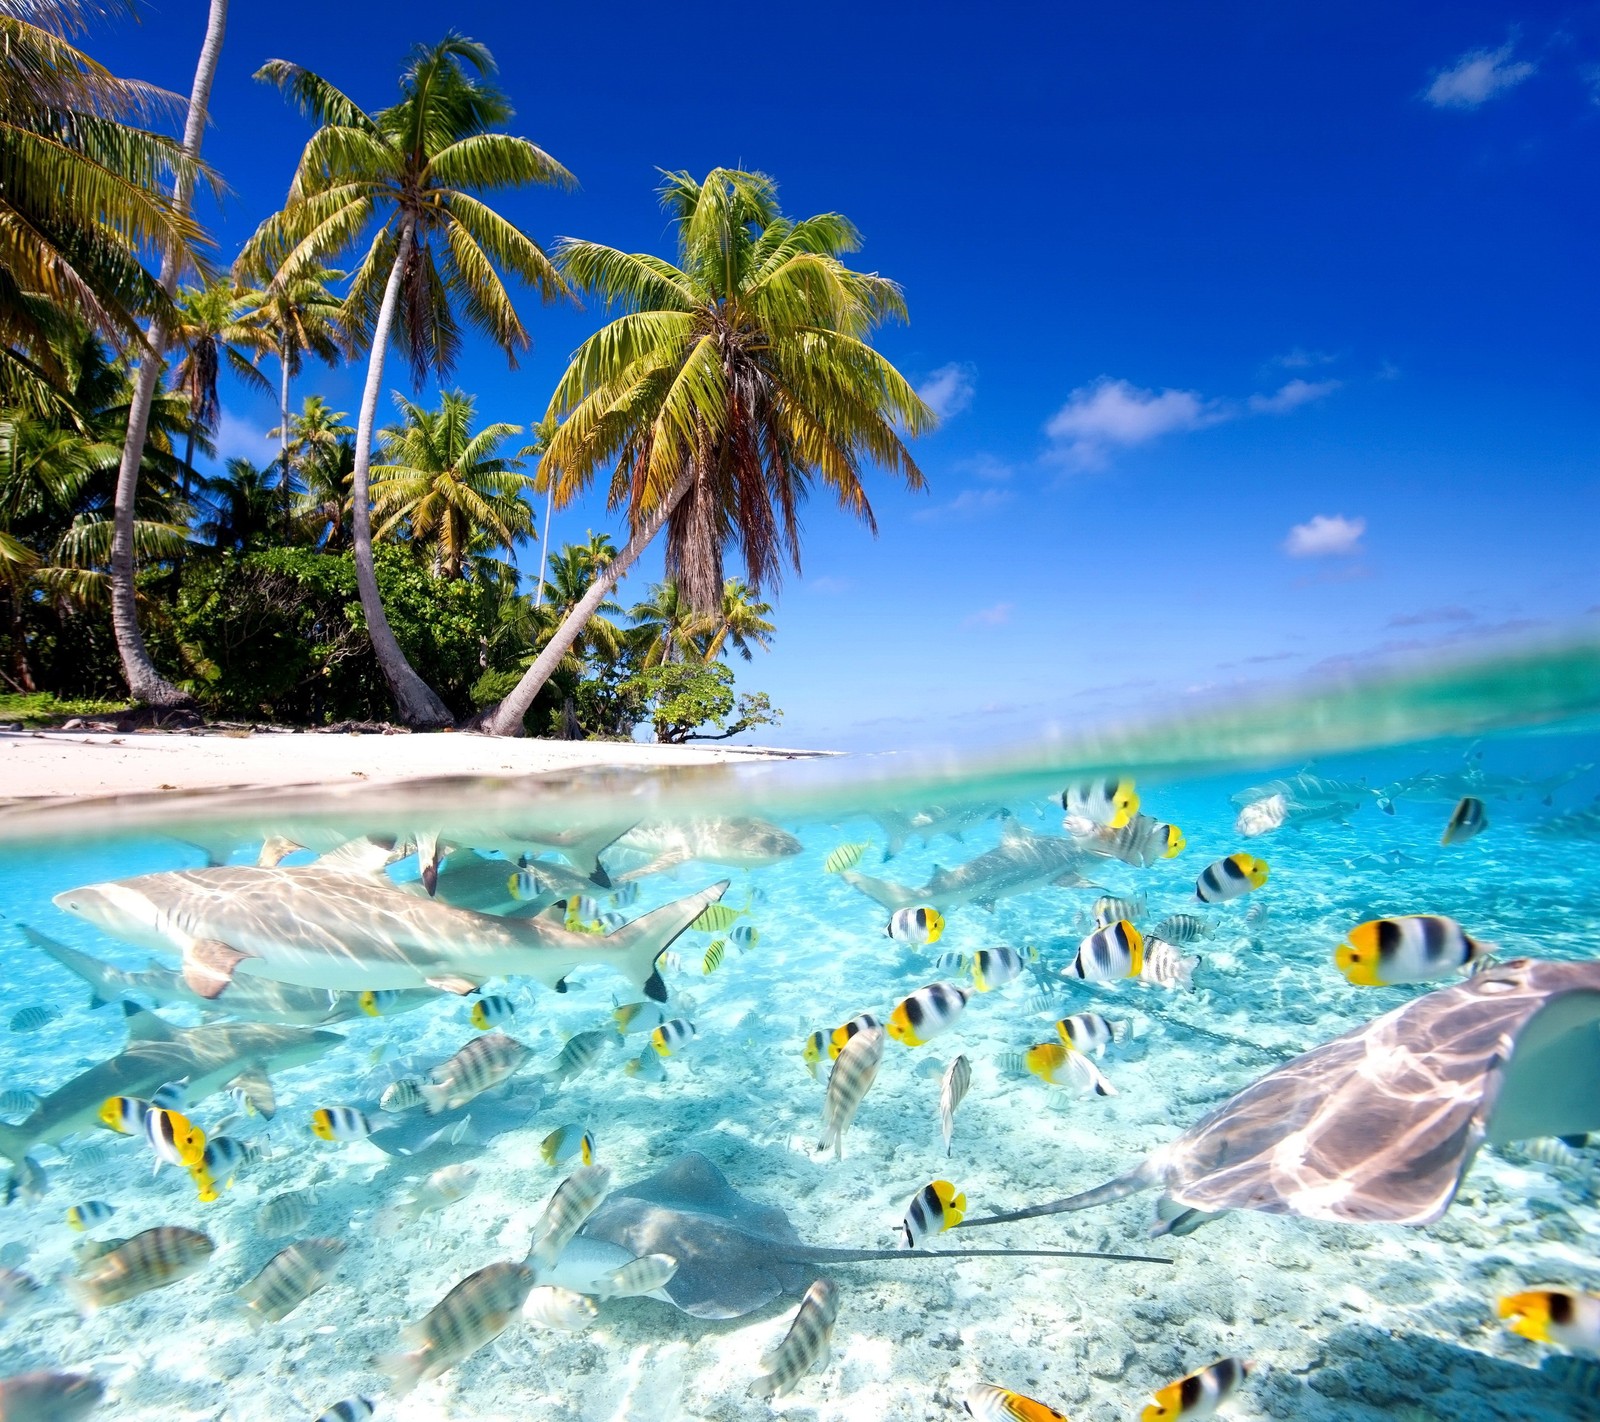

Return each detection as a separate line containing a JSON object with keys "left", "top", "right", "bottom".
{"left": 122, "top": 1003, "right": 177, "bottom": 1042}
{"left": 997, "top": 812, "right": 1030, "bottom": 843}
{"left": 928, "top": 866, "right": 949, "bottom": 890}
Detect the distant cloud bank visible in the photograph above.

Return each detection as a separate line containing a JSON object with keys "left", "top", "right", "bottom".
{"left": 917, "top": 363, "right": 976, "bottom": 421}
{"left": 1425, "top": 41, "right": 1535, "bottom": 108}
{"left": 1284, "top": 513, "right": 1366, "bottom": 558}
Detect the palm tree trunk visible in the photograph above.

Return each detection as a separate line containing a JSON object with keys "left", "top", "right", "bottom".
{"left": 278, "top": 346, "right": 293, "bottom": 532}
{"left": 107, "top": 0, "right": 227, "bottom": 711}
{"left": 483, "top": 470, "right": 693, "bottom": 737}
{"left": 534, "top": 479, "right": 553, "bottom": 607}
{"left": 348, "top": 214, "right": 453, "bottom": 728}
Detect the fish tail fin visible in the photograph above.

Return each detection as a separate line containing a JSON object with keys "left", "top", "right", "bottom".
{"left": 418, "top": 1081, "right": 451, "bottom": 1115}
{"left": 21, "top": 926, "right": 119, "bottom": 1009}
{"left": 373, "top": 1347, "right": 426, "bottom": 1397}
{"left": 595, "top": 881, "right": 731, "bottom": 1002}
{"left": 838, "top": 871, "right": 919, "bottom": 911}
{"left": 952, "top": 1160, "right": 1161, "bottom": 1231}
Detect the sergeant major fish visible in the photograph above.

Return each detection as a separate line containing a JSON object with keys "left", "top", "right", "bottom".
{"left": 820, "top": 1027, "right": 885, "bottom": 1160}
{"left": 377, "top": 1260, "right": 536, "bottom": 1395}
{"left": 751, "top": 1279, "right": 840, "bottom": 1399}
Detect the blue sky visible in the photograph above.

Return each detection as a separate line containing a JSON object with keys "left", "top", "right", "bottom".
{"left": 101, "top": 1, "right": 1599, "bottom": 748}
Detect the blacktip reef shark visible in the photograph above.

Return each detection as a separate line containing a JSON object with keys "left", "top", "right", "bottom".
{"left": 607, "top": 818, "right": 804, "bottom": 879}
{"left": 531, "top": 1153, "right": 1171, "bottom": 1319}
{"left": 23, "top": 925, "right": 439, "bottom": 1025}
{"left": 957, "top": 957, "right": 1600, "bottom": 1237}
{"left": 0, "top": 1002, "right": 341, "bottom": 1162}
{"left": 840, "top": 814, "right": 1088, "bottom": 913}
{"left": 53, "top": 866, "right": 728, "bottom": 1002}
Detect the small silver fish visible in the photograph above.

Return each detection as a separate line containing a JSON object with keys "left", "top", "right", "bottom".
{"left": 751, "top": 1279, "right": 840, "bottom": 1399}
{"left": 237, "top": 1238, "right": 346, "bottom": 1323}
{"left": 1151, "top": 913, "right": 1214, "bottom": 944}
{"left": 523, "top": 1284, "right": 598, "bottom": 1330}
{"left": 257, "top": 1189, "right": 315, "bottom": 1236}
{"left": 594, "top": 1253, "right": 678, "bottom": 1300}
{"left": 819, "top": 1026, "right": 885, "bottom": 1161}
{"left": 526, "top": 1165, "right": 613, "bottom": 1273}
{"left": 378, "top": 1260, "right": 535, "bottom": 1395}
{"left": 939, "top": 1054, "right": 972, "bottom": 1157}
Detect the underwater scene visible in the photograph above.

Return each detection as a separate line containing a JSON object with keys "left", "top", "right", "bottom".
{"left": 3, "top": 657, "right": 1600, "bottom": 1422}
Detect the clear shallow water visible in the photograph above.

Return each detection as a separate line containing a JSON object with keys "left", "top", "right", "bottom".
{"left": 2, "top": 646, "right": 1600, "bottom": 1422}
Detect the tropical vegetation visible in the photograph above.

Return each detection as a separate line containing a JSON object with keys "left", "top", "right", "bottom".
{"left": 0, "top": 8, "right": 936, "bottom": 743}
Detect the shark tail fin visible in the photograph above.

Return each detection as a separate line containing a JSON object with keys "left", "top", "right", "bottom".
{"left": 952, "top": 1160, "right": 1161, "bottom": 1231}
{"left": 21, "top": 926, "right": 119, "bottom": 1009}
{"left": 592, "top": 881, "right": 731, "bottom": 1002}
{"left": 553, "top": 821, "right": 637, "bottom": 879}
{"left": 837, "top": 870, "right": 921, "bottom": 912}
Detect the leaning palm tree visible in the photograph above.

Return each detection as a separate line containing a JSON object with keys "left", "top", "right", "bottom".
{"left": 167, "top": 277, "right": 274, "bottom": 475}
{"left": 240, "top": 35, "right": 574, "bottom": 727}
{"left": 370, "top": 390, "right": 534, "bottom": 581}
{"left": 234, "top": 260, "right": 344, "bottom": 521}
{"left": 0, "top": 1, "right": 206, "bottom": 409}
{"left": 483, "top": 167, "right": 932, "bottom": 736}
{"left": 702, "top": 578, "right": 774, "bottom": 662}
{"left": 108, "top": 0, "right": 228, "bottom": 712}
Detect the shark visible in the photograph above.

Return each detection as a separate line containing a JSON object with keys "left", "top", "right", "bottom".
{"left": 868, "top": 804, "right": 998, "bottom": 859}
{"left": 1376, "top": 762, "right": 1594, "bottom": 813}
{"left": 24, "top": 925, "right": 439, "bottom": 1025}
{"left": 53, "top": 866, "right": 728, "bottom": 1002}
{"left": 840, "top": 815, "right": 1089, "bottom": 913}
{"left": 607, "top": 819, "right": 803, "bottom": 879}
{"left": 0, "top": 1003, "right": 342, "bottom": 1162}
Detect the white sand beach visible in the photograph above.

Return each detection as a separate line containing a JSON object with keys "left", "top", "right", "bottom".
{"left": 0, "top": 729, "right": 821, "bottom": 801}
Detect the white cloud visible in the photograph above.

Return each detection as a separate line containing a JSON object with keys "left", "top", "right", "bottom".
{"left": 962, "top": 601, "right": 1013, "bottom": 628}
{"left": 1248, "top": 378, "right": 1341, "bottom": 415}
{"left": 1425, "top": 41, "right": 1535, "bottom": 109}
{"left": 1045, "top": 378, "right": 1219, "bottom": 467}
{"left": 913, "top": 487, "right": 1014, "bottom": 522}
{"left": 917, "top": 363, "right": 976, "bottom": 421}
{"left": 1284, "top": 513, "right": 1366, "bottom": 558}
{"left": 212, "top": 410, "right": 276, "bottom": 466}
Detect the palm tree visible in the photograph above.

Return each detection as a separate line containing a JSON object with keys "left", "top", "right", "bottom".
{"left": 525, "top": 412, "right": 559, "bottom": 607}
{"left": 0, "top": 1, "right": 206, "bottom": 410}
{"left": 702, "top": 578, "right": 774, "bottom": 661}
{"left": 235, "top": 261, "right": 344, "bottom": 522}
{"left": 483, "top": 168, "right": 932, "bottom": 736}
{"left": 370, "top": 390, "right": 534, "bottom": 580}
{"left": 241, "top": 35, "right": 574, "bottom": 728}
{"left": 108, "top": 0, "right": 228, "bottom": 713}
{"left": 628, "top": 580, "right": 701, "bottom": 668}
{"left": 197, "top": 457, "right": 277, "bottom": 552}
{"left": 168, "top": 277, "right": 274, "bottom": 477}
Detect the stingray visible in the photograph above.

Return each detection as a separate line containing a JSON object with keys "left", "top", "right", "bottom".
{"left": 959, "top": 958, "right": 1600, "bottom": 1237}
{"left": 542, "top": 1152, "right": 1171, "bottom": 1319}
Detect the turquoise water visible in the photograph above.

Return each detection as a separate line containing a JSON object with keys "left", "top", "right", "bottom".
{"left": 3, "top": 647, "right": 1600, "bottom": 1422}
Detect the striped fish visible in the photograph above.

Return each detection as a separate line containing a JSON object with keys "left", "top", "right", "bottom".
{"left": 623, "top": 1045, "right": 666, "bottom": 1081}
{"left": 0, "top": 1090, "right": 40, "bottom": 1121}
{"left": 823, "top": 843, "right": 870, "bottom": 874}
{"left": 939, "top": 1054, "right": 971, "bottom": 1157}
{"left": 70, "top": 1225, "right": 214, "bottom": 1308}
{"left": 1334, "top": 915, "right": 1484, "bottom": 987}
{"left": 1067, "top": 921, "right": 1144, "bottom": 981}
{"left": 751, "top": 1279, "right": 840, "bottom": 1399}
{"left": 380, "top": 1077, "right": 426, "bottom": 1113}
{"left": 971, "top": 947, "right": 1024, "bottom": 992}
{"left": 819, "top": 1025, "right": 885, "bottom": 1160}
{"left": 703, "top": 941, "right": 727, "bottom": 975}
{"left": 421, "top": 1033, "right": 531, "bottom": 1112}
{"left": 1142, "top": 1357, "right": 1253, "bottom": 1420}
{"left": 886, "top": 982, "right": 971, "bottom": 1046}
{"left": 1092, "top": 893, "right": 1146, "bottom": 927}
{"left": 595, "top": 1253, "right": 678, "bottom": 1300}
{"left": 613, "top": 1001, "right": 667, "bottom": 1035}
{"left": 540, "top": 1124, "right": 594, "bottom": 1167}
{"left": 313, "top": 1400, "right": 374, "bottom": 1422}
{"left": 526, "top": 1164, "right": 612, "bottom": 1273}
{"left": 257, "top": 1189, "right": 315, "bottom": 1236}
{"left": 1061, "top": 777, "right": 1139, "bottom": 830}
{"left": 1056, "top": 1012, "right": 1115, "bottom": 1056}
{"left": 524, "top": 1284, "right": 597, "bottom": 1330}
{"left": 377, "top": 1260, "right": 535, "bottom": 1395}
{"left": 9, "top": 1005, "right": 57, "bottom": 1033}
{"left": 1139, "top": 939, "right": 1197, "bottom": 991}
{"left": 1082, "top": 813, "right": 1185, "bottom": 867}
{"left": 143, "top": 1107, "right": 205, "bottom": 1169}
{"left": 376, "top": 1164, "right": 479, "bottom": 1235}
{"left": 1442, "top": 795, "right": 1489, "bottom": 845}
{"left": 470, "top": 995, "right": 516, "bottom": 1030}
{"left": 828, "top": 1012, "right": 882, "bottom": 1060}
{"left": 966, "top": 1383, "right": 1071, "bottom": 1422}
{"left": 729, "top": 923, "right": 760, "bottom": 951}
{"left": 238, "top": 1238, "right": 346, "bottom": 1324}
{"left": 651, "top": 1019, "right": 696, "bottom": 1057}
{"left": 1024, "top": 1043, "right": 1116, "bottom": 1096}
{"left": 310, "top": 1106, "right": 370, "bottom": 1142}
{"left": 691, "top": 903, "right": 743, "bottom": 933}
{"left": 1195, "top": 854, "right": 1268, "bottom": 903}
{"left": 1151, "top": 913, "right": 1213, "bottom": 944}
{"left": 802, "top": 1029, "right": 829, "bottom": 1080}
{"left": 542, "top": 1027, "right": 621, "bottom": 1084}
{"left": 66, "top": 1200, "right": 114, "bottom": 1231}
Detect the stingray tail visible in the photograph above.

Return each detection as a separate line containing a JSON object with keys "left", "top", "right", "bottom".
{"left": 953, "top": 1161, "right": 1160, "bottom": 1230}
{"left": 799, "top": 1243, "right": 1172, "bottom": 1266}
{"left": 837, "top": 870, "right": 921, "bottom": 911}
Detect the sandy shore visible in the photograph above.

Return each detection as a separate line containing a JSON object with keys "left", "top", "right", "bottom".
{"left": 0, "top": 728, "right": 823, "bottom": 800}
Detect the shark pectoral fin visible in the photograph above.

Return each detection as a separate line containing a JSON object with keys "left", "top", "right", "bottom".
{"left": 182, "top": 940, "right": 252, "bottom": 1000}
{"left": 231, "top": 1067, "right": 276, "bottom": 1119}
{"left": 425, "top": 976, "right": 481, "bottom": 995}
